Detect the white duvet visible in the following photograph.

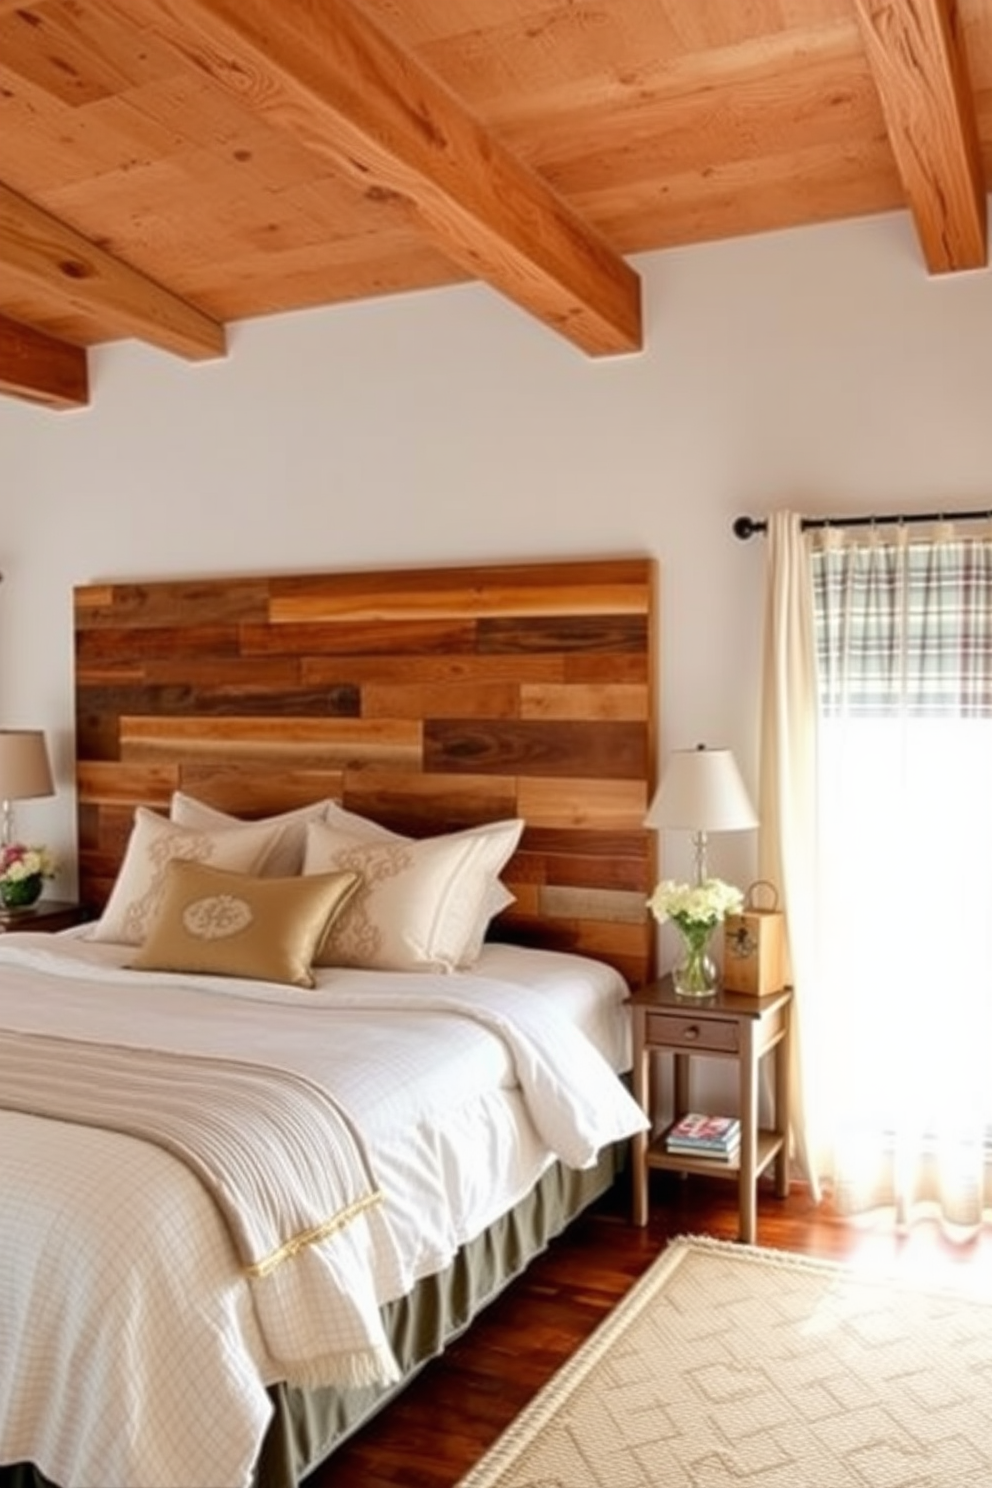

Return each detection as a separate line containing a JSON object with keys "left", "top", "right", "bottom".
{"left": 0, "top": 934, "right": 645, "bottom": 1488}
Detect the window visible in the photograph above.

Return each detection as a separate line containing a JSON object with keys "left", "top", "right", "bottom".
{"left": 808, "top": 532, "right": 992, "bottom": 1220}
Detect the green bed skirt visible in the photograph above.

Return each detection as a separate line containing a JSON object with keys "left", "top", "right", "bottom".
{"left": 1, "top": 1145, "right": 625, "bottom": 1488}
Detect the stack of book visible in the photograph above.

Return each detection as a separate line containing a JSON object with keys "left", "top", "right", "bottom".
{"left": 664, "top": 1112, "right": 741, "bottom": 1161}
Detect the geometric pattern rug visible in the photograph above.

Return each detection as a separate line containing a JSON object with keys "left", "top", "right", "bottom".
{"left": 455, "top": 1234, "right": 992, "bottom": 1487}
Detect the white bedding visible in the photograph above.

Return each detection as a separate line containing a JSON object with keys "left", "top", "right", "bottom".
{"left": 0, "top": 934, "right": 645, "bottom": 1488}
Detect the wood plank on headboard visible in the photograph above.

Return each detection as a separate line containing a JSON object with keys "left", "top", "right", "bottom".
{"left": 75, "top": 557, "right": 659, "bottom": 986}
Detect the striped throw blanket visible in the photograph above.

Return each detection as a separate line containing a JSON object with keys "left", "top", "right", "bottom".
{"left": 0, "top": 1028, "right": 402, "bottom": 1389}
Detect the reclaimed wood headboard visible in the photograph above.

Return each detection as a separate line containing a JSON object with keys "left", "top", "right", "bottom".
{"left": 74, "top": 556, "right": 658, "bottom": 986}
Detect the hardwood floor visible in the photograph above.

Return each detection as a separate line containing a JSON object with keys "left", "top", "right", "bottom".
{"left": 306, "top": 1170, "right": 992, "bottom": 1487}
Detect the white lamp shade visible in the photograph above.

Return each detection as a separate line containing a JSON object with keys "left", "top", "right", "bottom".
{"left": 0, "top": 730, "right": 55, "bottom": 802}
{"left": 645, "top": 745, "right": 757, "bottom": 833}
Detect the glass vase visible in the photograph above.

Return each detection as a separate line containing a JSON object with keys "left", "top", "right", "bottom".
{"left": 0, "top": 874, "right": 43, "bottom": 911}
{"left": 673, "top": 921, "right": 718, "bottom": 997}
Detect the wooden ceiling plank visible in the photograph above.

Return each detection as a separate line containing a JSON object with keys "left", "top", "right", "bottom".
{"left": 0, "top": 177, "right": 227, "bottom": 359}
{"left": 99, "top": 0, "right": 641, "bottom": 357}
{"left": 852, "top": 0, "right": 986, "bottom": 272}
{"left": 0, "top": 312, "right": 89, "bottom": 409}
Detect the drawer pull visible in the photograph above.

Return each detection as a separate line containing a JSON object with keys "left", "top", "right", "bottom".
{"left": 683, "top": 1025, "right": 699, "bottom": 1041}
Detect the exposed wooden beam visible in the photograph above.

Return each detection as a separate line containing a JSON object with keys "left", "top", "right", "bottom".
{"left": 101, "top": 0, "right": 641, "bottom": 357}
{"left": 0, "top": 313, "right": 89, "bottom": 410}
{"left": 853, "top": 0, "right": 986, "bottom": 272}
{"left": 0, "top": 179, "right": 227, "bottom": 360}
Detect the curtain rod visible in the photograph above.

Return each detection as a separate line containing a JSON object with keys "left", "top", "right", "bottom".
{"left": 733, "top": 508, "right": 992, "bottom": 540}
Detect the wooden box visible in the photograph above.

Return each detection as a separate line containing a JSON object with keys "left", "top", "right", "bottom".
{"left": 723, "top": 882, "right": 785, "bottom": 996}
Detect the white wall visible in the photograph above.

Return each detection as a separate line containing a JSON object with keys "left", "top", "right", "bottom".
{"left": 5, "top": 206, "right": 992, "bottom": 922}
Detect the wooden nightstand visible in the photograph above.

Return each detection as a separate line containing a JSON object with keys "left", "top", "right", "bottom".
{"left": 0, "top": 899, "right": 91, "bottom": 934}
{"left": 629, "top": 975, "right": 792, "bottom": 1244}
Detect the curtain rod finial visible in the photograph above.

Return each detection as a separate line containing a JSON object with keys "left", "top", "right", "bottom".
{"left": 733, "top": 515, "right": 764, "bottom": 540}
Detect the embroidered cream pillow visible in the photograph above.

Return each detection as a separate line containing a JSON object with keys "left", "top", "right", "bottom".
{"left": 319, "top": 805, "right": 517, "bottom": 958}
{"left": 170, "top": 792, "right": 335, "bottom": 877}
{"left": 321, "top": 802, "right": 400, "bottom": 842}
{"left": 131, "top": 860, "right": 361, "bottom": 988}
{"left": 89, "top": 808, "right": 283, "bottom": 946}
{"left": 304, "top": 818, "right": 523, "bottom": 972}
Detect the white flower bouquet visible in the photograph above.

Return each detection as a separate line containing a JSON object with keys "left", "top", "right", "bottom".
{"left": 648, "top": 877, "right": 744, "bottom": 995}
{"left": 647, "top": 877, "right": 743, "bottom": 930}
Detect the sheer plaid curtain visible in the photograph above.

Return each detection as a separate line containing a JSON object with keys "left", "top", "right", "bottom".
{"left": 762, "top": 512, "right": 992, "bottom": 1229}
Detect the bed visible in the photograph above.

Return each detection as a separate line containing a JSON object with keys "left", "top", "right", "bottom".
{"left": 0, "top": 557, "right": 658, "bottom": 1488}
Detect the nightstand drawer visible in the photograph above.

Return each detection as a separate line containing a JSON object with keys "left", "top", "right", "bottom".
{"left": 645, "top": 1012, "right": 740, "bottom": 1054}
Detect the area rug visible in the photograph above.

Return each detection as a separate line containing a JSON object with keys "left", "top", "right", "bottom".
{"left": 456, "top": 1234, "right": 992, "bottom": 1487}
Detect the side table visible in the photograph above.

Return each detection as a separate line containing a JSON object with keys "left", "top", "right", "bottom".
{"left": 0, "top": 899, "right": 91, "bottom": 935}
{"left": 629, "top": 975, "right": 792, "bottom": 1244}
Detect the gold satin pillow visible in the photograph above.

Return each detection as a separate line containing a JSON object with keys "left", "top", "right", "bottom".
{"left": 131, "top": 860, "right": 361, "bottom": 988}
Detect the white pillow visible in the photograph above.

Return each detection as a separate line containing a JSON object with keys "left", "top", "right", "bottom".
{"left": 89, "top": 807, "right": 282, "bottom": 946}
{"left": 321, "top": 802, "right": 516, "bottom": 946}
{"left": 321, "top": 802, "right": 401, "bottom": 842}
{"left": 304, "top": 817, "right": 523, "bottom": 972}
{"left": 170, "top": 792, "right": 334, "bottom": 877}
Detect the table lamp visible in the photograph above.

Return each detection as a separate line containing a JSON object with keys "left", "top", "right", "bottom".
{"left": 0, "top": 729, "right": 55, "bottom": 846}
{"left": 645, "top": 743, "right": 757, "bottom": 884}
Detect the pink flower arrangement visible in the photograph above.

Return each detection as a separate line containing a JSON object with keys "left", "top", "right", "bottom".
{"left": 0, "top": 843, "right": 56, "bottom": 887}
